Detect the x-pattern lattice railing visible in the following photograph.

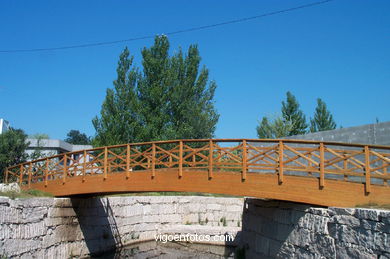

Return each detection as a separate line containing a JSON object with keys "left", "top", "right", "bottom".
{"left": 5, "top": 139, "right": 390, "bottom": 194}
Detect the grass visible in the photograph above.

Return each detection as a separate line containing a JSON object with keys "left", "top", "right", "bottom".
{"left": 0, "top": 189, "right": 53, "bottom": 199}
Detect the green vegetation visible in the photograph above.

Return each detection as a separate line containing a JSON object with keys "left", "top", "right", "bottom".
{"left": 281, "top": 91, "right": 308, "bottom": 136}
{"left": 257, "top": 92, "right": 337, "bottom": 138}
{"left": 28, "top": 133, "right": 52, "bottom": 160}
{"left": 93, "top": 35, "right": 219, "bottom": 146}
{"left": 0, "top": 128, "right": 29, "bottom": 182}
{"left": 257, "top": 116, "right": 294, "bottom": 139}
{"left": 310, "top": 98, "right": 337, "bottom": 132}
{"left": 0, "top": 189, "right": 53, "bottom": 199}
{"left": 65, "top": 130, "right": 91, "bottom": 145}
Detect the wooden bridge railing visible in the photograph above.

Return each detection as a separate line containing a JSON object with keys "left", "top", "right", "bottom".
{"left": 4, "top": 139, "right": 390, "bottom": 194}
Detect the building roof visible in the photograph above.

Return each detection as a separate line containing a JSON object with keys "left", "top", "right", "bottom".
{"left": 26, "top": 138, "right": 92, "bottom": 153}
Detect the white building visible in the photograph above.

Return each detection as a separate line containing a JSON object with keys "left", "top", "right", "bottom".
{"left": 26, "top": 138, "right": 92, "bottom": 161}
{"left": 0, "top": 118, "right": 10, "bottom": 134}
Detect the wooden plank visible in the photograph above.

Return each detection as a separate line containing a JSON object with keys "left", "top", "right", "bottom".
{"left": 126, "top": 144, "right": 130, "bottom": 179}
{"left": 179, "top": 141, "right": 183, "bottom": 178}
{"left": 319, "top": 143, "right": 325, "bottom": 188}
{"left": 242, "top": 140, "right": 247, "bottom": 181}
{"left": 44, "top": 159, "right": 49, "bottom": 187}
{"left": 209, "top": 140, "right": 213, "bottom": 179}
{"left": 83, "top": 150, "right": 87, "bottom": 182}
{"left": 28, "top": 169, "right": 390, "bottom": 208}
{"left": 19, "top": 165, "right": 23, "bottom": 185}
{"left": 343, "top": 154, "right": 348, "bottom": 181}
{"left": 28, "top": 163, "right": 32, "bottom": 188}
{"left": 103, "top": 147, "right": 108, "bottom": 180}
{"left": 63, "top": 155, "right": 67, "bottom": 184}
{"left": 278, "top": 141, "right": 284, "bottom": 184}
{"left": 5, "top": 168, "right": 8, "bottom": 184}
{"left": 152, "top": 143, "right": 156, "bottom": 178}
{"left": 365, "top": 146, "right": 371, "bottom": 194}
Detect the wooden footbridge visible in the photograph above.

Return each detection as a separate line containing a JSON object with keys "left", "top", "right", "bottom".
{"left": 5, "top": 139, "right": 390, "bottom": 207}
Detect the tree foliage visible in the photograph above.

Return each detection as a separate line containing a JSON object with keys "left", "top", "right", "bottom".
{"left": 65, "top": 130, "right": 91, "bottom": 145}
{"left": 29, "top": 133, "right": 49, "bottom": 139}
{"left": 93, "top": 36, "right": 219, "bottom": 146}
{"left": 257, "top": 92, "right": 308, "bottom": 139}
{"left": 0, "top": 129, "right": 29, "bottom": 181}
{"left": 29, "top": 133, "right": 50, "bottom": 161}
{"left": 310, "top": 98, "right": 336, "bottom": 132}
{"left": 281, "top": 91, "right": 308, "bottom": 136}
{"left": 256, "top": 116, "right": 294, "bottom": 139}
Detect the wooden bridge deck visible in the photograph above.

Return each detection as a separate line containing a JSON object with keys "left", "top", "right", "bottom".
{"left": 5, "top": 139, "right": 390, "bottom": 207}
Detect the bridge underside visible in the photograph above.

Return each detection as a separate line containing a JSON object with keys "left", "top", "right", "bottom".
{"left": 25, "top": 169, "right": 389, "bottom": 207}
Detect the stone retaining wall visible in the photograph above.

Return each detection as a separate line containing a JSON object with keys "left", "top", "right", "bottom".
{"left": 241, "top": 199, "right": 390, "bottom": 258}
{"left": 0, "top": 196, "right": 242, "bottom": 258}
{"left": 0, "top": 196, "right": 389, "bottom": 258}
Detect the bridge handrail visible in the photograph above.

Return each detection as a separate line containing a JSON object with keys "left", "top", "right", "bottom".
{"left": 6, "top": 138, "right": 390, "bottom": 169}
{"left": 5, "top": 139, "right": 390, "bottom": 195}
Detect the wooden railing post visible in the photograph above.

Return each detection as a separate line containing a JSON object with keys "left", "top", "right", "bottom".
{"left": 126, "top": 144, "right": 130, "bottom": 179}
{"left": 44, "top": 159, "right": 49, "bottom": 187}
{"left": 242, "top": 140, "right": 247, "bottom": 181}
{"left": 319, "top": 143, "right": 325, "bottom": 189}
{"left": 343, "top": 153, "right": 348, "bottom": 181}
{"left": 5, "top": 168, "right": 9, "bottom": 184}
{"left": 83, "top": 150, "right": 87, "bottom": 182}
{"left": 208, "top": 140, "right": 213, "bottom": 179}
{"left": 278, "top": 140, "right": 284, "bottom": 184}
{"left": 364, "top": 146, "right": 371, "bottom": 194}
{"left": 152, "top": 143, "right": 156, "bottom": 178}
{"left": 63, "top": 154, "right": 67, "bottom": 184}
{"left": 179, "top": 141, "right": 183, "bottom": 178}
{"left": 19, "top": 165, "right": 23, "bottom": 185}
{"left": 28, "top": 162, "right": 32, "bottom": 188}
{"left": 384, "top": 161, "right": 387, "bottom": 186}
{"left": 103, "top": 147, "right": 108, "bottom": 180}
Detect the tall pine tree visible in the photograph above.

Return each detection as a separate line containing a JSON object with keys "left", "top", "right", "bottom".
{"left": 93, "top": 36, "right": 219, "bottom": 146}
{"left": 310, "top": 98, "right": 336, "bottom": 132}
{"left": 92, "top": 47, "right": 141, "bottom": 146}
{"left": 281, "top": 91, "right": 308, "bottom": 136}
{"left": 256, "top": 116, "right": 294, "bottom": 139}
{"left": 257, "top": 117, "right": 272, "bottom": 139}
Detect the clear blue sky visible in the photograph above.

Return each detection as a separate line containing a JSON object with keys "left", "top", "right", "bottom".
{"left": 0, "top": 0, "right": 389, "bottom": 140}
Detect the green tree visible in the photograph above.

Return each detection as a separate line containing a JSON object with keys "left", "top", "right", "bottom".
{"left": 257, "top": 116, "right": 294, "bottom": 139}
{"left": 257, "top": 117, "right": 272, "bottom": 139}
{"left": 28, "top": 133, "right": 50, "bottom": 160}
{"left": 0, "top": 129, "right": 29, "bottom": 181}
{"left": 310, "top": 98, "right": 336, "bottom": 132}
{"left": 281, "top": 91, "right": 308, "bottom": 136}
{"left": 65, "top": 130, "right": 91, "bottom": 145}
{"left": 29, "top": 133, "right": 49, "bottom": 139}
{"left": 93, "top": 35, "right": 219, "bottom": 146}
{"left": 92, "top": 47, "right": 141, "bottom": 146}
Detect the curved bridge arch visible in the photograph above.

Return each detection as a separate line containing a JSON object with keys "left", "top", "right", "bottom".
{"left": 5, "top": 139, "right": 390, "bottom": 207}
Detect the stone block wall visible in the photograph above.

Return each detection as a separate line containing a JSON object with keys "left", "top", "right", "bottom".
{"left": 285, "top": 121, "right": 390, "bottom": 146}
{"left": 241, "top": 199, "right": 390, "bottom": 259}
{"left": 0, "top": 196, "right": 242, "bottom": 258}
{"left": 0, "top": 196, "right": 389, "bottom": 258}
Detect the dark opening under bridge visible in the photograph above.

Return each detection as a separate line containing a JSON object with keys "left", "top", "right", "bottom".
{"left": 5, "top": 139, "right": 390, "bottom": 207}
